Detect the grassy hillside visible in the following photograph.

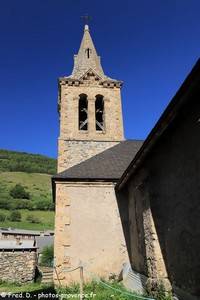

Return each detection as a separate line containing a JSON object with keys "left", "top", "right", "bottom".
{"left": 0, "top": 150, "right": 57, "bottom": 230}
{"left": 0, "top": 209, "right": 54, "bottom": 230}
{"left": 0, "top": 172, "right": 52, "bottom": 199}
{"left": 0, "top": 149, "right": 56, "bottom": 174}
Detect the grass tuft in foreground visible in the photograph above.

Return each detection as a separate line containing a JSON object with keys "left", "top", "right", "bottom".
{"left": 0, "top": 281, "right": 53, "bottom": 293}
{"left": 57, "top": 280, "right": 173, "bottom": 300}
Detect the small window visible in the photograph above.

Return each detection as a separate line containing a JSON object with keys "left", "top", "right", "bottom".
{"left": 79, "top": 94, "right": 88, "bottom": 131}
{"left": 95, "top": 95, "right": 104, "bottom": 131}
{"left": 85, "top": 48, "right": 91, "bottom": 59}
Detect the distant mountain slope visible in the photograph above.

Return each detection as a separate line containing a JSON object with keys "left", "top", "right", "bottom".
{"left": 0, "top": 172, "right": 52, "bottom": 200}
{"left": 0, "top": 149, "right": 57, "bottom": 174}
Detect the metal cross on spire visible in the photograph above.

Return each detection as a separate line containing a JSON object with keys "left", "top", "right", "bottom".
{"left": 81, "top": 14, "right": 92, "bottom": 25}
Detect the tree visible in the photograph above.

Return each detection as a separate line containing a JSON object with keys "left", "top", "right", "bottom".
{"left": 9, "top": 210, "right": 21, "bottom": 222}
{"left": 10, "top": 184, "right": 30, "bottom": 199}
{"left": 26, "top": 214, "right": 40, "bottom": 224}
{"left": 40, "top": 245, "right": 54, "bottom": 267}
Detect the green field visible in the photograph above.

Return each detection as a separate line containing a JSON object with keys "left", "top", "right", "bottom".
{"left": 0, "top": 209, "right": 54, "bottom": 230}
{"left": 0, "top": 171, "right": 52, "bottom": 198}
{"left": 0, "top": 172, "right": 55, "bottom": 230}
{"left": 0, "top": 149, "right": 56, "bottom": 230}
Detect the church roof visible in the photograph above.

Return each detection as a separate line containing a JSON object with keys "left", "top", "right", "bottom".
{"left": 52, "top": 140, "right": 143, "bottom": 182}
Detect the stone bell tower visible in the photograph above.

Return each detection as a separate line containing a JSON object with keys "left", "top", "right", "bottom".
{"left": 58, "top": 25, "right": 124, "bottom": 172}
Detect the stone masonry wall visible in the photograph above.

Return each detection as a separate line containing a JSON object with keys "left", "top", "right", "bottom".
{"left": 0, "top": 251, "right": 37, "bottom": 283}
{"left": 57, "top": 80, "right": 124, "bottom": 172}
{"left": 58, "top": 140, "right": 119, "bottom": 172}
{"left": 59, "top": 83, "right": 124, "bottom": 141}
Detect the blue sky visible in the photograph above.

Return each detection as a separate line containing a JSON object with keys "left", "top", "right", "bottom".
{"left": 0, "top": 0, "right": 199, "bottom": 158}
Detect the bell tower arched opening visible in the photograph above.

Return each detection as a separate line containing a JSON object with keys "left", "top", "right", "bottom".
{"left": 95, "top": 95, "right": 104, "bottom": 131}
{"left": 79, "top": 94, "right": 88, "bottom": 131}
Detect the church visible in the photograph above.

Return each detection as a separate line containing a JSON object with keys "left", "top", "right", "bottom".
{"left": 52, "top": 24, "right": 142, "bottom": 284}
{"left": 52, "top": 23, "right": 200, "bottom": 298}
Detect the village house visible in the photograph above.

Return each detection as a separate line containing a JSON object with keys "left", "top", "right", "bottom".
{"left": 0, "top": 227, "right": 54, "bottom": 240}
{"left": 0, "top": 227, "right": 54, "bottom": 260}
{"left": 0, "top": 228, "right": 54, "bottom": 283}
{"left": 0, "top": 239, "right": 37, "bottom": 283}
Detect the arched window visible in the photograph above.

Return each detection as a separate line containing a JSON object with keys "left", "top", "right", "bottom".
{"left": 79, "top": 94, "right": 88, "bottom": 131}
{"left": 95, "top": 95, "right": 104, "bottom": 131}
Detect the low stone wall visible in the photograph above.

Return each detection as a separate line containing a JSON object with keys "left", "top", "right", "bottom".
{"left": 0, "top": 250, "right": 37, "bottom": 283}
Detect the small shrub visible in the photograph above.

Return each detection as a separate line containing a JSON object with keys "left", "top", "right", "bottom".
{"left": 0, "top": 213, "right": 6, "bottom": 222}
{"left": 0, "top": 198, "right": 14, "bottom": 210}
{"left": 34, "top": 199, "right": 52, "bottom": 211}
{"left": 10, "top": 184, "right": 30, "bottom": 200}
{"left": 27, "top": 201, "right": 34, "bottom": 210}
{"left": 26, "top": 214, "right": 40, "bottom": 223}
{"left": 9, "top": 210, "right": 21, "bottom": 222}
{"left": 13, "top": 199, "right": 30, "bottom": 209}
{"left": 40, "top": 245, "right": 54, "bottom": 267}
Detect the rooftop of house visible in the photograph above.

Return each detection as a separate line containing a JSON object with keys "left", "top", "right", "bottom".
{"left": 0, "top": 228, "right": 54, "bottom": 236}
{"left": 0, "top": 239, "right": 36, "bottom": 250}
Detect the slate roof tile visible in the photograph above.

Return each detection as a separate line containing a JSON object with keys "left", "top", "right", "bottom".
{"left": 52, "top": 140, "right": 143, "bottom": 181}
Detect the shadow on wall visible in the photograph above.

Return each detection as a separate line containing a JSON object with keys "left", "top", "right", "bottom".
{"left": 115, "top": 93, "right": 200, "bottom": 299}
{"left": 116, "top": 185, "right": 148, "bottom": 278}
{"left": 147, "top": 97, "right": 200, "bottom": 298}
